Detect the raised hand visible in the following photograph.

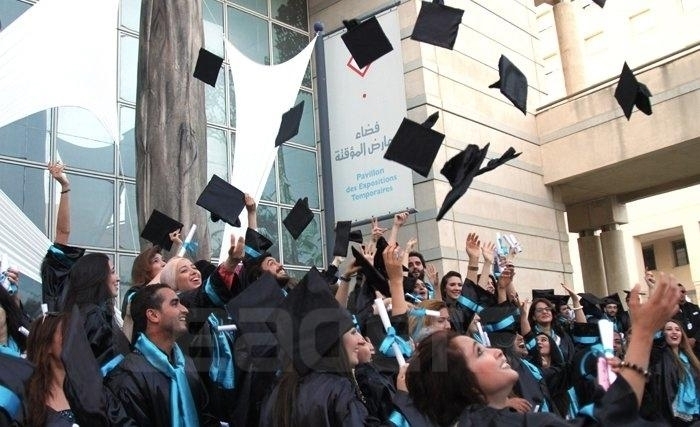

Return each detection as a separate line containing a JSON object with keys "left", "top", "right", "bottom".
{"left": 244, "top": 193, "right": 257, "bottom": 213}
{"left": 393, "top": 211, "right": 409, "bottom": 227}
{"left": 465, "top": 232, "right": 482, "bottom": 260}
{"left": 481, "top": 241, "right": 496, "bottom": 264}
{"left": 370, "top": 217, "right": 387, "bottom": 242}
{"left": 47, "top": 162, "right": 69, "bottom": 187}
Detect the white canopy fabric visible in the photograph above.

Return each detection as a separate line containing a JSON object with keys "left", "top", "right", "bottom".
{"left": 0, "top": 188, "right": 51, "bottom": 284}
{"left": 0, "top": 0, "right": 120, "bottom": 144}
{"left": 219, "top": 35, "right": 317, "bottom": 260}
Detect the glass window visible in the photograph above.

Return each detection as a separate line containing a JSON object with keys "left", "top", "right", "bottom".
{"left": 672, "top": 240, "right": 689, "bottom": 267}
{"left": 278, "top": 145, "right": 319, "bottom": 208}
{"left": 0, "top": 111, "right": 50, "bottom": 163}
{"left": 231, "top": 0, "right": 268, "bottom": 16}
{"left": 119, "top": 34, "right": 139, "bottom": 103}
{"left": 118, "top": 253, "right": 136, "bottom": 301}
{"left": 118, "top": 181, "right": 138, "bottom": 251}
{"left": 272, "top": 23, "right": 311, "bottom": 87}
{"left": 69, "top": 175, "right": 115, "bottom": 248}
{"left": 120, "top": 0, "right": 141, "bottom": 32}
{"left": 207, "top": 127, "right": 228, "bottom": 180}
{"left": 203, "top": 0, "right": 225, "bottom": 56}
{"left": 205, "top": 71, "right": 227, "bottom": 125}
{"left": 119, "top": 106, "right": 136, "bottom": 177}
{"left": 261, "top": 162, "right": 277, "bottom": 202}
{"left": 0, "top": 1, "right": 30, "bottom": 28}
{"left": 642, "top": 246, "right": 656, "bottom": 271}
{"left": 281, "top": 210, "right": 321, "bottom": 266}
{"left": 56, "top": 107, "right": 114, "bottom": 174}
{"left": 290, "top": 90, "right": 314, "bottom": 147}
{"left": 208, "top": 219, "right": 225, "bottom": 260}
{"left": 272, "top": 0, "right": 308, "bottom": 30}
{"left": 227, "top": 6, "right": 270, "bottom": 64}
{"left": 0, "top": 163, "right": 47, "bottom": 234}
{"left": 257, "top": 204, "right": 280, "bottom": 260}
{"left": 229, "top": 80, "right": 237, "bottom": 127}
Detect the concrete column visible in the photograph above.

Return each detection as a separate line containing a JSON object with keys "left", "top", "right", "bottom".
{"left": 600, "top": 224, "right": 632, "bottom": 297}
{"left": 682, "top": 221, "right": 700, "bottom": 289}
{"left": 577, "top": 230, "right": 607, "bottom": 296}
{"left": 552, "top": 0, "right": 587, "bottom": 94}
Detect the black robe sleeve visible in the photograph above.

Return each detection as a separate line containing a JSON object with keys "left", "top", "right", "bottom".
{"left": 40, "top": 242, "right": 85, "bottom": 311}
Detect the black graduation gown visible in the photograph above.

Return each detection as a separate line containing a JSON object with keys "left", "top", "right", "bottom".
{"left": 0, "top": 353, "right": 33, "bottom": 426}
{"left": 455, "top": 376, "right": 666, "bottom": 426}
{"left": 105, "top": 350, "right": 220, "bottom": 427}
{"left": 40, "top": 242, "right": 85, "bottom": 311}
{"left": 79, "top": 303, "right": 130, "bottom": 369}
{"left": 641, "top": 343, "right": 700, "bottom": 425}
{"left": 355, "top": 362, "right": 396, "bottom": 422}
{"left": 259, "top": 371, "right": 380, "bottom": 427}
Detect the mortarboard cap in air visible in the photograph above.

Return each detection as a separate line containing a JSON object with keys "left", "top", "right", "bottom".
{"left": 436, "top": 144, "right": 490, "bottom": 221}
{"left": 332, "top": 221, "right": 352, "bottom": 257}
{"left": 349, "top": 230, "right": 363, "bottom": 244}
{"left": 384, "top": 112, "right": 445, "bottom": 177}
{"left": 245, "top": 227, "right": 274, "bottom": 258}
{"left": 489, "top": 55, "right": 528, "bottom": 115}
{"left": 196, "top": 174, "right": 244, "bottom": 227}
{"left": 275, "top": 101, "right": 305, "bottom": 147}
{"left": 411, "top": 0, "right": 465, "bottom": 50}
{"left": 140, "top": 209, "right": 184, "bottom": 251}
{"left": 592, "top": 0, "right": 605, "bottom": 8}
{"left": 341, "top": 16, "right": 393, "bottom": 68}
{"left": 614, "top": 62, "right": 652, "bottom": 120}
{"left": 283, "top": 197, "right": 314, "bottom": 240}
{"left": 351, "top": 246, "right": 391, "bottom": 297}
{"left": 479, "top": 147, "right": 521, "bottom": 175}
{"left": 578, "top": 292, "right": 604, "bottom": 319}
{"left": 193, "top": 48, "right": 224, "bottom": 87}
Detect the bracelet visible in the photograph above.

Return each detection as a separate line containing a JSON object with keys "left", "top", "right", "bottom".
{"left": 467, "top": 266, "right": 479, "bottom": 271}
{"left": 339, "top": 276, "right": 351, "bottom": 282}
{"left": 619, "top": 361, "right": 650, "bottom": 379}
{"left": 572, "top": 306, "right": 584, "bottom": 311}
{"left": 60, "top": 189, "right": 70, "bottom": 194}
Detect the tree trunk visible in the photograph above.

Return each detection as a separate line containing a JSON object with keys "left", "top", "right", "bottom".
{"left": 135, "top": 0, "right": 210, "bottom": 259}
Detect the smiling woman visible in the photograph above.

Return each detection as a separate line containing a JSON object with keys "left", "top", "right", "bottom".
{"left": 158, "top": 257, "right": 202, "bottom": 293}
{"left": 401, "top": 275, "right": 685, "bottom": 426}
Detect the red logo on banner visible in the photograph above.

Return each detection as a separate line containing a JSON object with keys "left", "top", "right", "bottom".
{"left": 347, "top": 56, "right": 370, "bottom": 77}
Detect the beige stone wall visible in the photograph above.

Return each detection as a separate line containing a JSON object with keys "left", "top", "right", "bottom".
{"left": 310, "top": 0, "right": 574, "bottom": 296}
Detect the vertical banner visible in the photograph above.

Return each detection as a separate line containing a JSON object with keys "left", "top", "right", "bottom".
{"left": 324, "top": 9, "right": 414, "bottom": 222}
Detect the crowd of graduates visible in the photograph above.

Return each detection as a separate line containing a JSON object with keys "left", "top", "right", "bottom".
{"left": 0, "top": 163, "right": 698, "bottom": 427}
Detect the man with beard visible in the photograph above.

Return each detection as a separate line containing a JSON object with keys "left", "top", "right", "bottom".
{"left": 106, "top": 284, "right": 220, "bottom": 426}
{"left": 407, "top": 251, "right": 436, "bottom": 298}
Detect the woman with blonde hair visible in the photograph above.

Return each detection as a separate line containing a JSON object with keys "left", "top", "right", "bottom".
{"left": 408, "top": 299, "right": 451, "bottom": 342}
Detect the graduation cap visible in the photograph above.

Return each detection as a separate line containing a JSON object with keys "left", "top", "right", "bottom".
{"left": 488, "top": 331, "right": 517, "bottom": 350}
{"left": 532, "top": 289, "right": 570, "bottom": 309}
{"left": 479, "top": 147, "right": 521, "bottom": 174}
{"left": 411, "top": 0, "right": 465, "bottom": 50}
{"left": 341, "top": 16, "right": 393, "bottom": 68}
{"left": 614, "top": 62, "right": 652, "bottom": 120}
{"left": 275, "top": 101, "right": 304, "bottom": 147}
{"left": 227, "top": 272, "right": 285, "bottom": 361}
{"left": 140, "top": 209, "right": 184, "bottom": 251}
{"left": 349, "top": 230, "right": 363, "bottom": 244}
{"left": 532, "top": 289, "right": 555, "bottom": 300}
{"left": 351, "top": 246, "right": 391, "bottom": 297}
{"left": 578, "top": 292, "right": 604, "bottom": 319}
{"left": 572, "top": 321, "right": 602, "bottom": 346}
{"left": 479, "top": 305, "right": 520, "bottom": 333}
{"left": 436, "top": 144, "right": 489, "bottom": 221}
{"left": 601, "top": 292, "right": 625, "bottom": 311}
{"left": 489, "top": 55, "right": 528, "bottom": 115}
{"left": 245, "top": 227, "right": 274, "bottom": 258}
{"left": 193, "top": 48, "right": 224, "bottom": 87}
{"left": 592, "top": 0, "right": 605, "bottom": 8}
{"left": 332, "top": 221, "right": 352, "bottom": 257}
{"left": 383, "top": 112, "right": 445, "bottom": 177}
{"left": 283, "top": 197, "right": 314, "bottom": 240}
{"left": 196, "top": 174, "right": 244, "bottom": 227}
{"left": 277, "top": 267, "right": 355, "bottom": 375}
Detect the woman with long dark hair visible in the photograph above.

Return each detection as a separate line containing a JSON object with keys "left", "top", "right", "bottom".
{"left": 642, "top": 318, "right": 700, "bottom": 425}
{"left": 61, "top": 253, "right": 129, "bottom": 371}
{"left": 25, "top": 312, "right": 73, "bottom": 427}
{"left": 0, "top": 284, "right": 29, "bottom": 356}
{"left": 402, "top": 273, "right": 683, "bottom": 426}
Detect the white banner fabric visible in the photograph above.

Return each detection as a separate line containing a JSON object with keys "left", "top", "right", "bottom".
{"left": 324, "top": 9, "right": 414, "bottom": 223}
{"left": 219, "top": 36, "right": 317, "bottom": 260}
{"left": 0, "top": 0, "right": 120, "bottom": 144}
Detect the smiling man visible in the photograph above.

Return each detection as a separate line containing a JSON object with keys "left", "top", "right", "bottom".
{"left": 106, "top": 283, "right": 220, "bottom": 426}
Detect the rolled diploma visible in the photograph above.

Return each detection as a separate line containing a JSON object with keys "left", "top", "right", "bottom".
{"left": 374, "top": 297, "right": 406, "bottom": 366}
{"left": 176, "top": 224, "right": 198, "bottom": 257}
